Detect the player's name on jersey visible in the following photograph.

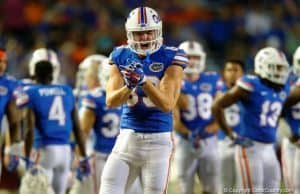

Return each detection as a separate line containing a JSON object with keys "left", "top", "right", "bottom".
{"left": 38, "top": 88, "right": 66, "bottom": 96}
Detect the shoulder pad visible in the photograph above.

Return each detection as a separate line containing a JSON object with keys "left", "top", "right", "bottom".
{"left": 110, "top": 45, "right": 127, "bottom": 59}
{"left": 237, "top": 75, "right": 258, "bottom": 92}
{"left": 165, "top": 46, "right": 179, "bottom": 52}
{"left": 5, "top": 74, "right": 16, "bottom": 81}
{"left": 90, "top": 87, "right": 104, "bottom": 98}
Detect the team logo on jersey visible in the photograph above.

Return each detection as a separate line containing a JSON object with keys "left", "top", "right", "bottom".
{"left": 149, "top": 63, "right": 164, "bottom": 72}
{"left": 200, "top": 83, "right": 212, "bottom": 92}
{"left": 0, "top": 86, "right": 8, "bottom": 95}
{"left": 279, "top": 91, "right": 287, "bottom": 101}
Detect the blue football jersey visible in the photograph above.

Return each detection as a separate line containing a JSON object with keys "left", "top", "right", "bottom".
{"left": 81, "top": 87, "right": 122, "bottom": 153}
{"left": 180, "top": 72, "right": 224, "bottom": 138}
{"left": 0, "top": 74, "right": 18, "bottom": 124}
{"left": 237, "top": 75, "right": 290, "bottom": 143}
{"left": 284, "top": 73, "right": 300, "bottom": 136}
{"left": 16, "top": 84, "right": 75, "bottom": 148}
{"left": 218, "top": 85, "right": 244, "bottom": 140}
{"left": 110, "top": 45, "right": 187, "bottom": 133}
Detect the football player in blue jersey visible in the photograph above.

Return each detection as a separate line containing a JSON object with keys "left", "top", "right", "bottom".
{"left": 212, "top": 47, "right": 290, "bottom": 192}
{"left": 7, "top": 48, "right": 63, "bottom": 172}
{"left": 74, "top": 54, "right": 108, "bottom": 100}
{"left": 217, "top": 59, "right": 245, "bottom": 194}
{"left": 71, "top": 56, "right": 122, "bottom": 194}
{"left": 0, "top": 48, "right": 22, "bottom": 176}
{"left": 15, "top": 58, "right": 88, "bottom": 194}
{"left": 99, "top": 6, "right": 187, "bottom": 194}
{"left": 281, "top": 46, "right": 300, "bottom": 194}
{"left": 173, "top": 40, "right": 223, "bottom": 194}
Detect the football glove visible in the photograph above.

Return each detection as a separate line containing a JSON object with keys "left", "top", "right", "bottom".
{"left": 120, "top": 60, "right": 146, "bottom": 89}
{"left": 7, "top": 155, "right": 20, "bottom": 171}
{"left": 231, "top": 136, "right": 253, "bottom": 148}
{"left": 5, "top": 142, "right": 25, "bottom": 171}
{"left": 4, "top": 141, "right": 24, "bottom": 156}
{"left": 76, "top": 157, "right": 91, "bottom": 181}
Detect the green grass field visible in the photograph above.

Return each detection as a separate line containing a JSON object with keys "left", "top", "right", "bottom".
{"left": 166, "top": 158, "right": 291, "bottom": 194}
{"left": 167, "top": 159, "right": 202, "bottom": 194}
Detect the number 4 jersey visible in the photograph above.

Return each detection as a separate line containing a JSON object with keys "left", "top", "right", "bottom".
{"left": 110, "top": 45, "right": 187, "bottom": 133}
{"left": 16, "top": 84, "right": 75, "bottom": 148}
{"left": 237, "top": 75, "right": 290, "bottom": 143}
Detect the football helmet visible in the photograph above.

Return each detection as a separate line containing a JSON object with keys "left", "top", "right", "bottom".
{"left": 254, "top": 47, "right": 289, "bottom": 85}
{"left": 98, "top": 58, "right": 111, "bottom": 89}
{"left": 28, "top": 48, "right": 61, "bottom": 83}
{"left": 75, "top": 54, "right": 107, "bottom": 95}
{"left": 19, "top": 165, "right": 55, "bottom": 194}
{"left": 178, "top": 41, "right": 206, "bottom": 74}
{"left": 293, "top": 46, "right": 300, "bottom": 76}
{"left": 125, "top": 6, "right": 163, "bottom": 56}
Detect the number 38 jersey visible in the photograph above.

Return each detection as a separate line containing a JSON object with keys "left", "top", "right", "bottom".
{"left": 180, "top": 72, "right": 223, "bottom": 137}
{"left": 237, "top": 75, "right": 290, "bottom": 143}
{"left": 110, "top": 45, "right": 187, "bottom": 133}
{"left": 16, "top": 84, "right": 75, "bottom": 148}
{"left": 81, "top": 88, "right": 122, "bottom": 153}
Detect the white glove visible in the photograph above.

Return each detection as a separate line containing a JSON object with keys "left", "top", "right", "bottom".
{"left": 5, "top": 141, "right": 24, "bottom": 156}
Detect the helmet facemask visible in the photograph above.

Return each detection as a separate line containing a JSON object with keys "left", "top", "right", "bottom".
{"left": 178, "top": 41, "right": 206, "bottom": 74}
{"left": 185, "top": 55, "right": 205, "bottom": 74}
{"left": 127, "top": 29, "right": 162, "bottom": 56}
{"left": 263, "top": 63, "right": 290, "bottom": 85}
{"left": 254, "top": 47, "right": 290, "bottom": 85}
{"left": 125, "top": 7, "right": 163, "bottom": 56}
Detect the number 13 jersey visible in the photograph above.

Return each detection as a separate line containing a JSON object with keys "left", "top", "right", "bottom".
{"left": 237, "top": 75, "right": 290, "bottom": 143}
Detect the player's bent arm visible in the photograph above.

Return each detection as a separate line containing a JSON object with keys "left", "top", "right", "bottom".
{"left": 283, "top": 85, "right": 300, "bottom": 112}
{"left": 211, "top": 85, "right": 248, "bottom": 139}
{"left": 173, "top": 106, "right": 190, "bottom": 135}
{"left": 142, "top": 65, "right": 184, "bottom": 112}
{"left": 72, "top": 106, "right": 87, "bottom": 157}
{"left": 79, "top": 108, "right": 96, "bottom": 141}
{"left": 106, "top": 64, "right": 132, "bottom": 108}
{"left": 204, "top": 91, "right": 224, "bottom": 133}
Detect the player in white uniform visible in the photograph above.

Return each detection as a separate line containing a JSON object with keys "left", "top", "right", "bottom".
{"left": 99, "top": 6, "right": 187, "bottom": 194}
{"left": 218, "top": 60, "right": 245, "bottom": 193}
{"left": 213, "top": 47, "right": 290, "bottom": 193}
{"left": 174, "top": 41, "right": 222, "bottom": 194}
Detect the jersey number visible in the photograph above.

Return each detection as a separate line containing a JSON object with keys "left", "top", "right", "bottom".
{"left": 260, "top": 101, "right": 282, "bottom": 127}
{"left": 225, "top": 104, "right": 240, "bottom": 127}
{"left": 101, "top": 113, "right": 120, "bottom": 138}
{"left": 291, "top": 102, "right": 300, "bottom": 119}
{"left": 127, "top": 76, "right": 159, "bottom": 108}
{"left": 49, "top": 96, "right": 66, "bottom": 126}
{"left": 183, "top": 93, "right": 213, "bottom": 120}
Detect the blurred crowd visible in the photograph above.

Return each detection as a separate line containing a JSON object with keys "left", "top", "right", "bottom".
{"left": 0, "top": 0, "right": 299, "bottom": 86}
